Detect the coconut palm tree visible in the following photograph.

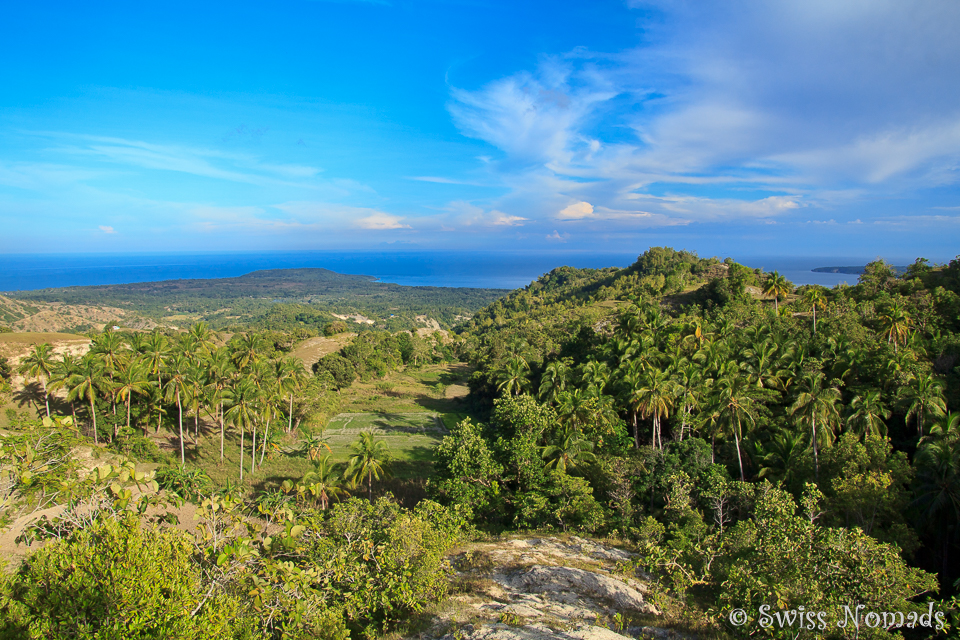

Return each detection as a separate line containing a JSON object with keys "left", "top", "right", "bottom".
{"left": 204, "top": 347, "right": 236, "bottom": 463}
{"left": 67, "top": 356, "right": 106, "bottom": 444}
{"left": 879, "top": 301, "right": 913, "bottom": 354}
{"left": 345, "top": 431, "right": 391, "bottom": 500}
{"left": 18, "top": 343, "right": 56, "bottom": 417}
{"left": 299, "top": 455, "right": 347, "bottom": 510}
{"left": 538, "top": 360, "right": 569, "bottom": 404}
{"left": 846, "top": 390, "right": 891, "bottom": 438}
{"left": 224, "top": 376, "right": 261, "bottom": 482}
{"left": 789, "top": 372, "right": 842, "bottom": 481}
{"left": 142, "top": 332, "right": 171, "bottom": 433}
{"left": 803, "top": 287, "right": 827, "bottom": 334}
{"left": 758, "top": 428, "right": 807, "bottom": 489}
{"left": 901, "top": 373, "right": 947, "bottom": 437}
{"left": 496, "top": 356, "right": 530, "bottom": 397}
{"left": 48, "top": 353, "right": 81, "bottom": 424}
{"left": 113, "top": 358, "right": 152, "bottom": 436}
{"left": 712, "top": 374, "right": 764, "bottom": 481}
{"left": 164, "top": 352, "right": 192, "bottom": 465}
{"left": 541, "top": 427, "right": 597, "bottom": 473}
{"left": 912, "top": 437, "right": 960, "bottom": 584}
{"left": 629, "top": 368, "right": 677, "bottom": 450}
{"left": 762, "top": 271, "right": 792, "bottom": 314}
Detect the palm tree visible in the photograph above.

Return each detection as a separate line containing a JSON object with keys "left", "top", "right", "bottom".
{"left": 901, "top": 373, "right": 947, "bottom": 436}
{"left": 18, "top": 343, "right": 56, "bottom": 417}
{"left": 205, "top": 347, "right": 236, "bottom": 462}
{"left": 924, "top": 412, "right": 960, "bottom": 445}
{"left": 762, "top": 271, "right": 791, "bottom": 314}
{"left": 184, "top": 321, "right": 216, "bottom": 358}
{"left": 274, "top": 357, "right": 304, "bottom": 434}
{"left": 538, "top": 361, "right": 569, "bottom": 404}
{"left": 345, "top": 431, "right": 391, "bottom": 500}
{"left": 913, "top": 438, "right": 960, "bottom": 584}
{"left": 879, "top": 301, "right": 913, "bottom": 354}
{"left": 299, "top": 455, "right": 347, "bottom": 509}
{"left": 803, "top": 287, "right": 827, "bottom": 334}
{"left": 142, "top": 332, "right": 171, "bottom": 433}
{"left": 789, "top": 372, "right": 842, "bottom": 481}
{"left": 712, "top": 374, "right": 763, "bottom": 481}
{"left": 758, "top": 429, "right": 807, "bottom": 489}
{"left": 224, "top": 377, "right": 261, "bottom": 482}
{"left": 496, "top": 356, "right": 530, "bottom": 396}
{"left": 48, "top": 353, "right": 81, "bottom": 424}
{"left": 541, "top": 427, "right": 597, "bottom": 473}
{"left": 67, "top": 356, "right": 105, "bottom": 444}
{"left": 164, "top": 352, "right": 192, "bottom": 465}
{"left": 846, "top": 390, "right": 891, "bottom": 438}
{"left": 629, "top": 368, "right": 677, "bottom": 450}
{"left": 113, "top": 358, "right": 152, "bottom": 436}
{"left": 740, "top": 339, "right": 783, "bottom": 390}
{"left": 231, "top": 333, "right": 265, "bottom": 372}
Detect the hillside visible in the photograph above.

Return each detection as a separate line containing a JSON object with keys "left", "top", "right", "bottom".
{"left": 4, "top": 268, "right": 508, "bottom": 333}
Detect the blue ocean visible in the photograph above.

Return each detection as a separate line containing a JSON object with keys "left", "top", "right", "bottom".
{"left": 0, "top": 251, "right": 861, "bottom": 292}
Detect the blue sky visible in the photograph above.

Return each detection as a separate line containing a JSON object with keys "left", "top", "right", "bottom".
{"left": 1, "top": 0, "right": 958, "bottom": 261}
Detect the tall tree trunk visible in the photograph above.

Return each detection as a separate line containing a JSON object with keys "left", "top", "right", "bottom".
{"left": 734, "top": 418, "right": 745, "bottom": 481}
{"left": 219, "top": 402, "right": 224, "bottom": 463}
{"left": 260, "top": 417, "right": 271, "bottom": 466}
{"left": 811, "top": 414, "right": 819, "bottom": 482}
{"left": 177, "top": 391, "right": 185, "bottom": 466}
{"left": 632, "top": 412, "right": 640, "bottom": 449}
{"left": 288, "top": 393, "right": 294, "bottom": 433}
{"left": 156, "top": 374, "right": 163, "bottom": 434}
{"left": 42, "top": 381, "right": 50, "bottom": 418}
{"left": 251, "top": 426, "right": 257, "bottom": 475}
{"left": 812, "top": 305, "right": 817, "bottom": 335}
{"left": 240, "top": 426, "right": 245, "bottom": 481}
{"left": 90, "top": 396, "right": 98, "bottom": 445}
{"left": 127, "top": 397, "right": 132, "bottom": 432}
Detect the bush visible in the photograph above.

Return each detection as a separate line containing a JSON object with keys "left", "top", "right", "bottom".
{"left": 0, "top": 516, "right": 254, "bottom": 639}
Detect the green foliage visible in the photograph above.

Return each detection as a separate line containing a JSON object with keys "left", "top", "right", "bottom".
{"left": 0, "top": 516, "right": 253, "bottom": 640}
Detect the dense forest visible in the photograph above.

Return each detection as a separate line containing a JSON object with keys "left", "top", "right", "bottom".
{"left": 1, "top": 247, "right": 959, "bottom": 638}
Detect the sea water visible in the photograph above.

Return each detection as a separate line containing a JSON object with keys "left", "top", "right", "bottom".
{"left": 0, "top": 250, "right": 863, "bottom": 292}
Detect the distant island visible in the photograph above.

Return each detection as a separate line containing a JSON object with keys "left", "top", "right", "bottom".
{"left": 813, "top": 265, "right": 908, "bottom": 274}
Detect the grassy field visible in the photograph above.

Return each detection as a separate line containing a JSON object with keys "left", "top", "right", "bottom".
{"left": 145, "top": 361, "right": 476, "bottom": 503}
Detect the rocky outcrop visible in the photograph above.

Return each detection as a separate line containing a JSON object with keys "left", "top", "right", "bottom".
{"left": 410, "top": 536, "right": 694, "bottom": 640}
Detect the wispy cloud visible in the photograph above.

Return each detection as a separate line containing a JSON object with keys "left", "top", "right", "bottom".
{"left": 353, "top": 212, "right": 411, "bottom": 230}
{"left": 98, "top": 225, "right": 116, "bottom": 234}
{"left": 447, "top": 0, "right": 960, "bottom": 228}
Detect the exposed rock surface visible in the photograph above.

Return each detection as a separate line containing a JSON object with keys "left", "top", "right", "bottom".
{"left": 408, "top": 536, "right": 695, "bottom": 640}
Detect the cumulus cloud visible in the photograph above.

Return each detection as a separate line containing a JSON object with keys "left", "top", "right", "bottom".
{"left": 546, "top": 230, "right": 568, "bottom": 242}
{"left": 98, "top": 225, "right": 116, "bottom": 234}
{"left": 557, "top": 201, "right": 595, "bottom": 220}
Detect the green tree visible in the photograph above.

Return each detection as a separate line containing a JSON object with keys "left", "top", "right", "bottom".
{"left": 789, "top": 372, "right": 842, "bottom": 481}
{"left": 163, "top": 353, "right": 192, "bottom": 466}
{"left": 113, "top": 358, "right": 152, "bottom": 436}
{"left": 541, "top": 426, "right": 597, "bottom": 473}
{"left": 879, "top": 300, "right": 913, "bottom": 354}
{"left": 224, "top": 376, "right": 261, "bottom": 482}
{"left": 846, "top": 390, "right": 891, "bottom": 438}
{"left": 346, "top": 431, "right": 391, "bottom": 500}
{"left": 901, "top": 372, "right": 947, "bottom": 436}
{"left": 762, "top": 270, "right": 791, "bottom": 314}
{"left": 802, "top": 286, "right": 827, "bottom": 334}
{"left": 18, "top": 343, "right": 56, "bottom": 418}
{"left": 67, "top": 357, "right": 105, "bottom": 445}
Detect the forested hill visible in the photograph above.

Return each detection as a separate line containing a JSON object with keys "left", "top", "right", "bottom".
{"left": 5, "top": 267, "right": 508, "bottom": 333}
{"left": 440, "top": 246, "right": 960, "bottom": 610}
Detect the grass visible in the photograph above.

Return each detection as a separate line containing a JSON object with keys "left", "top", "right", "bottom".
{"left": 151, "top": 361, "right": 478, "bottom": 501}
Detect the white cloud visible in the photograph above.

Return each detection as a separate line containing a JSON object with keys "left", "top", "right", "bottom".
{"left": 353, "top": 212, "right": 411, "bottom": 230}
{"left": 447, "top": 0, "right": 960, "bottom": 229}
{"left": 98, "top": 225, "right": 116, "bottom": 234}
{"left": 546, "top": 230, "right": 568, "bottom": 242}
{"left": 557, "top": 201, "right": 595, "bottom": 220}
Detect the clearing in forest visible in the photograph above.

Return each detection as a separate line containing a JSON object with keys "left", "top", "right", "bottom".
{"left": 323, "top": 411, "right": 447, "bottom": 468}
